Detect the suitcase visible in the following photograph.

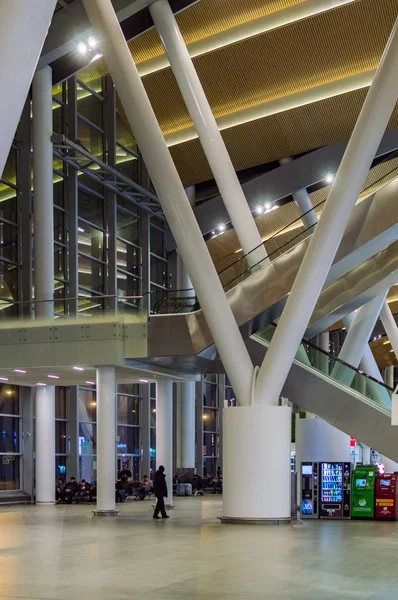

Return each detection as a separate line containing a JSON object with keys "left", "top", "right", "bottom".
{"left": 177, "top": 483, "right": 186, "bottom": 496}
{"left": 184, "top": 483, "right": 192, "bottom": 496}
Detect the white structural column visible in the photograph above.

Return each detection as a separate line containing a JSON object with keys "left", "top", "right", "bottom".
{"left": 0, "top": 0, "right": 57, "bottom": 179}
{"left": 176, "top": 186, "right": 195, "bottom": 295}
{"left": 256, "top": 17, "right": 398, "bottom": 406}
{"left": 33, "top": 66, "right": 55, "bottom": 319}
{"left": 280, "top": 158, "right": 318, "bottom": 230}
{"left": 332, "top": 293, "right": 387, "bottom": 386}
{"left": 82, "top": 0, "right": 254, "bottom": 406}
{"left": 95, "top": 367, "right": 117, "bottom": 515}
{"left": 33, "top": 66, "right": 56, "bottom": 505}
{"left": 149, "top": 0, "right": 267, "bottom": 266}
{"left": 179, "top": 381, "right": 196, "bottom": 468}
{"left": 380, "top": 302, "right": 398, "bottom": 359}
{"left": 35, "top": 386, "right": 55, "bottom": 504}
{"left": 156, "top": 380, "right": 173, "bottom": 505}
{"left": 385, "top": 366, "right": 394, "bottom": 388}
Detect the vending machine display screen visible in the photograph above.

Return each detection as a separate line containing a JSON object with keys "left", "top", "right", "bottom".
{"left": 380, "top": 479, "right": 391, "bottom": 487}
{"left": 355, "top": 479, "right": 367, "bottom": 488}
{"left": 302, "top": 465, "right": 313, "bottom": 475}
{"left": 321, "top": 463, "right": 343, "bottom": 503}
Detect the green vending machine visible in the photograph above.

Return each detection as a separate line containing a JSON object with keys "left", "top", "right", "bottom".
{"left": 351, "top": 465, "right": 376, "bottom": 518}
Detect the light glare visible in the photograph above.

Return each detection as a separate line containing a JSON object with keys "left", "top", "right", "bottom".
{"left": 77, "top": 42, "right": 87, "bottom": 55}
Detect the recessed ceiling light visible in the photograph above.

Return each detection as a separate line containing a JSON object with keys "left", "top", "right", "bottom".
{"left": 218, "top": 224, "right": 226, "bottom": 232}
{"left": 264, "top": 202, "right": 272, "bottom": 211}
{"left": 139, "top": 379, "right": 149, "bottom": 383}
{"left": 0, "top": 377, "right": 8, "bottom": 381}
{"left": 14, "top": 369, "right": 26, "bottom": 374}
{"left": 77, "top": 42, "right": 87, "bottom": 55}
{"left": 86, "top": 381, "right": 95, "bottom": 385}
{"left": 255, "top": 206, "right": 263, "bottom": 215}
{"left": 325, "top": 174, "right": 335, "bottom": 184}
{"left": 73, "top": 366, "right": 84, "bottom": 371}
{"left": 36, "top": 383, "right": 46, "bottom": 386}
{"left": 87, "top": 36, "right": 98, "bottom": 49}
{"left": 48, "top": 375, "right": 59, "bottom": 379}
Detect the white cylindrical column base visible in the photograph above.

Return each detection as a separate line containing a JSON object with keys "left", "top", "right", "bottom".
{"left": 93, "top": 366, "right": 118, "bottom": 516}
{"left": 35, "top": 386, "right": 55, "bottom": 504}
{"left": 221, "top": 405, "right": 291, "bottom": 523}
{"left": 156, "top": 380, "right": 174, "bottom": 507}
{"left": 180, "top": 381, "right": 195, "bottom": 469}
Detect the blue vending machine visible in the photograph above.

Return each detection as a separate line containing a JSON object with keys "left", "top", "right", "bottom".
{"left": 300, "top": 462, "right": 319, "bottom": 519}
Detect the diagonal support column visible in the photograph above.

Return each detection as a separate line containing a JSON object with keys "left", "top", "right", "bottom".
{"left": 256, "top": 16, "right": 398, "bottom": 406}
{"left": 82, "top": 0, "right": 254, "bottom": 406}
{"left": 149, "top": 0, "right": 267, "bottom": 266}
{"left": 0, "top": 0, "right": 58, "bottom": 178}
{"left": 380, "top": 301, "right": 398, "bottom": 359}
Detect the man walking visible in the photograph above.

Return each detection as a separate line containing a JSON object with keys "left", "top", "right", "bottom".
{"left": 153, "top": 465, "right": 169, "bottom": 519}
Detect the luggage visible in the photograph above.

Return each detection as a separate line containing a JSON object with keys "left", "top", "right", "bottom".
{"left": 184, "top": 483, "right": 192, "bottom": 496}
{"left": 177, "top": 483, "right": 186, "bottom": 496}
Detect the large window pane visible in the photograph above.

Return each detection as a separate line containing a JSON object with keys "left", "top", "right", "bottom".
{"left": 118, "top": 383, "right": 140, "bottom": 396}
{"left": 77, "top": 83, "right": 103, "bottom": 129}
{"left": 117, "top": 239, "right": 140, "bottom": 273}
{"left": 78, "top": 255, "right": 105, "bottom": 293}
{"left": 56, "top": 421, "right": 67, "bottom": 454}
{"left": 150, "top": 225, "right": 165, "bottom": 257}
{"left": 79, "top": 422, "right": 97, "bottom": 453}
{"left": 55, "top": 456, "right": 67, "bottom": 480}
{"left": 150, "top": 399, "right": 156, "bottom": 427}
{"left": 0, "top": 455, "right": 20, "bottom": 490}
{"left": 117, "top": 395, "right": 140, "bottom": 425}
{"left": 0, "top": 222, "right": 18, "bottom": 263}
{"left": 78, "top": 222, "right": 105, "bottom": 260}
{"left": 0, "top": 416, "right": 19, "bottom": 452}
{"left": 77, "top": 118, "right": 104, "bottom": 158}
{"left": 203, "top": 409, "right": 217, "bottom": 433}
{"left": 117, "top": 426, "right": 139, "bottom": 454}
{"left": 150, "top": 255, "right": 168, "bottom": 288}
{"left": 204, "top": 432, "right": 218, "bottom": 458}
{"left": 203, "top": 383, "right": 218, "bottom": 408}
{"left": 55, "top": 388, "right": 67, "bottom": 419}
{"left": 117, "top": 210, "right": 139, "bottom": 244}
{"left": 0, "top": 187, "right": 17, "bottom": 223}
{"left": 116, "top": 113, "right": 137, "bottom": 155}
{"left": 79, "top": 188, "right": 104, "bottom": 228}
{"left": 0, "top": 386, "right": 19, "bottom": 415}
{"left": 78, "top": 389, "right": 96, "bottom": 423}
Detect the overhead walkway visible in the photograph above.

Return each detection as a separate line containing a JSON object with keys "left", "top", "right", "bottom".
{"left": 249, "top": 324, "right": 398, "bottom": 462}
{"left": 148, "top": 175, "right": 398, "bottom": 362}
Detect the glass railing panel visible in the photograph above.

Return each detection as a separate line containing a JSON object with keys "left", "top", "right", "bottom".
{"left": 254, "top": 324, "right": 392, "bottom": 411}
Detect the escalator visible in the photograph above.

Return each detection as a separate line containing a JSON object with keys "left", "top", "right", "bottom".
{"left": 146, "top": 174, "right": 398, "bottom": 363}
{"left": 248, "top": 324, "right": 398, "bottom": 462}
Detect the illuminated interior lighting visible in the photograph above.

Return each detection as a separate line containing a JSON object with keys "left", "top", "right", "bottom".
{"left": 218, "top": 224, "right": 226, "bottom": 233}
{"left": 90, "top": 401, "right": 97, "bottom": 407}
{"left": 202, "top": 414, "right": 208, "bottom": 420}
{"left": 264, "top": 202, "right": 272, "bottom": 211}
{"left": 87, "top": 36, "right": 98, "bottom": 49}
{"left": 137, "top": 0, "right": 357, "bottom": 78}
{"left": 86, "top": 381, "right": 95, "bottom": 385}
{"left": 383, "top": 341, "right": 391, "bottom": 345}
{"left": 36, "top": 383, "right": 46, "bottom": 386}
{"left": 90, "top": 53, "right": 103, "bottom": 64}
{"left": 14, "top": 369, "right": 26, "bottom": 374}
{"left": 78, "top": 227, "right": 85, "bottom": 233}
{"left": 152, "top": 409, "right": 156, "bottom": 413}
{"left": 211, "top": 231, "right": 216, "bottom": 235}
{"left": 73, "top": 366, "right": 84, "bottom": 371}
{"left": 0, "top": 377, "right": 8, "bottom": 381}
{"left": 255, "top": 206, "right": 264, "bottom": 215}
{"left": 325, "top": 174, "right": 335, "bottom": 184}
{"left": 48, "top": 375, "right": 59, "bottom": 379}
{"left": 5, "top": 390, "right": 13, "bottom": 396}
{"left": 139, "top": 379, "right": 149, "bottom": 383}
{"left": 77, "top": 42, "right": 88, "bottom": 55}
{"left": 390, "top": 349, "right": 395, "bottom": 353}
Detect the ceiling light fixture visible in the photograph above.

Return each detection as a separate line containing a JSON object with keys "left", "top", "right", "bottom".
{"left": 48, "top": 375, "right": 59, "bottom": 379}
{"left": 255, "top": 206, "right": 264, "bottom": 215}
{"left": 325, "top": 174, "right": 335, "bottom": 184}
{"left": 264, "top": 202, "right": 272, "bottom": 211}
{"left": 87, "top": 36, "right": 98, "bottom": 49}
{"left": 139, "top": 379, "right": 149, "bottom": 383}
{"left": 36, "top": 382, "right": 46, "bottom": 386}
{"left": 77, "top": 42, "right": 87, "bottom": 55}
{"left": 73, "top": 366, "right": 84, "bottom": 371}
{"left": 0, "top": 377, "right": 8, "bottom": 381}
{"left": 218, "top": 224, "right": 226, "bottom": 233}
{"left": 14, "top": 369, "right": 26, "bottom": 374}
{"left": 86, "top": 381, "right": 95, "bottom": 385}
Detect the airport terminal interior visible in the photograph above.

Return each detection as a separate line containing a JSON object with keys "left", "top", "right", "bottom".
{"left": 2, "top": 0, "right": 398, "bottom": 597}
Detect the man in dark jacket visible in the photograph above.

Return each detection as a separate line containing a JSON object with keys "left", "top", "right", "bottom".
{"left": 153, "top": 465, "right": 169, "bottom": 519}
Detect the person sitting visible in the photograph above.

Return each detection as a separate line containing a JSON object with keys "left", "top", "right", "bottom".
{"left": 89, "top": 480, "right": 97, "bottom": 504}
{"left": 115, "top": 480, "right": 126, "bottom": 503}
{"left": 63, "top": 477, "right": 79, "bottom": 504}
{"left": 137, "top": 475, "right": 153, "bottom": 500}
{"left": 55, "top": 478, "right": 65, "bottom": 503}
{"left": 121, "top": 476, "right": 133, "bottom": 497}
{"left": 118, "top": 464, "right": 132, "bottom": 481}
{"left": 73, "top": 479, "right": 90, "bottom": 504}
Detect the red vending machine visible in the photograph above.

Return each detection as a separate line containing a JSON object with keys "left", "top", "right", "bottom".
{"left": 375, "top": 473, "right": 398, "bottom": 520}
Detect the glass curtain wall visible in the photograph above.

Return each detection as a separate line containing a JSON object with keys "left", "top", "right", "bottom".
{"left": 0, "top": 385, "right": 20, "bottom": 490}
{"left": 202, "top": 375, "right": 221, "bottom": 477}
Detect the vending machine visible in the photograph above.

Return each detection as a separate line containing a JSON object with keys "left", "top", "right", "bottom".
{"left": 375, "top": 473, "right": 398, "bottom": 520}
{"left": 319, "top": 462, "right": 351, "bottom": 519}
{"left": 351, "top": 465, "right": 376, "bottom": 518}
{"left": 300, "top": 462, "right": 319, "bottom": 519}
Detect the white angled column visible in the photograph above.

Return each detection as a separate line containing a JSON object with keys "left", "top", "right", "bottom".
{"left": 380, "top": 302, "right": 398, "bottom": 359}
{"left": 82, "top": 0, "right": 254, "bottom": 407}
{"left": 33, "top": 66, "right": 55, "bottom": 319}
{"left": 385, "top": 366, "right": 395, "bottom": 389}
{"left": 180, "top": 381, "right": 195, "bottom": 469}
{"left": 35, "top": 386, "right": 55, "bottom": 504}
{"left": 256, "top": 16, "right": 398, "bottom": 406}
{"left": 149, "top": 0, "right": 267, "bottom": 266}
{"left": 0, "top": 0, "right": 57, "bottom": 179}
{"left": 33, "top": 65, "right": 56, "bottom": 504}
{"left": 332, "top": 293, "right": 387, "bottom": 386}
{"left": 156, "top": 379, "right": 173, "bottom": 506}
{"left": 94, "top": 366, "right": 118, "bottom": 515}
{"left": 279, "top": 158, "right": 318, "bottom": 230}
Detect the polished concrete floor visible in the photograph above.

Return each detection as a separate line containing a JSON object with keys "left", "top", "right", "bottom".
{"left": 1, "top": 497, "right": 398, "bottom": 599}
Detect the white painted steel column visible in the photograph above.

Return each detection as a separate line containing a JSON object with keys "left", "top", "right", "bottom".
{"left": 0, "top": 0, "right": 57, "bottom": 179}
{"left": 33, "top": 66, "right": 56, "bottom": 504}
{"left": 280, "top": 158, "right": 318, "bottom": 230}
{"left": 380, "top": 302, "right": 398, "bottom": 358}
{"left": 82, "top": 0, "right": 254, "bottom": 406}
{"left": 332, "top": 293, "right": 387, "bottom": 386}
{"left": 94, "top": 367, "right": 117, "bottom": 515}
{"left": 156, "top": 380, "right": 173, "bottom": 506}
{"left": 180, "top": 381, "right": 195, "bottom": 468}
{"left": 33, "top": 66, "right": 55, "bottom": 319}
{"left": 222, "top": 405, "right": 292, "bottom": 522}
{"left": 149, "top": 0, "right": 267, "bottom": 266}
{"left": 342, "top": 313, "right": 384, "bottom": 382}
{"left": 385, "top": 366, "right": 395, "bottom": 389}
{"left": 176, "top": 186, "right": 195, "bottom": 295}
{"left": 256, "top": 17, "right": 398, "bottom": 405}
{"left": 35, "top": 386, "right": 55, "bottom": 504}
